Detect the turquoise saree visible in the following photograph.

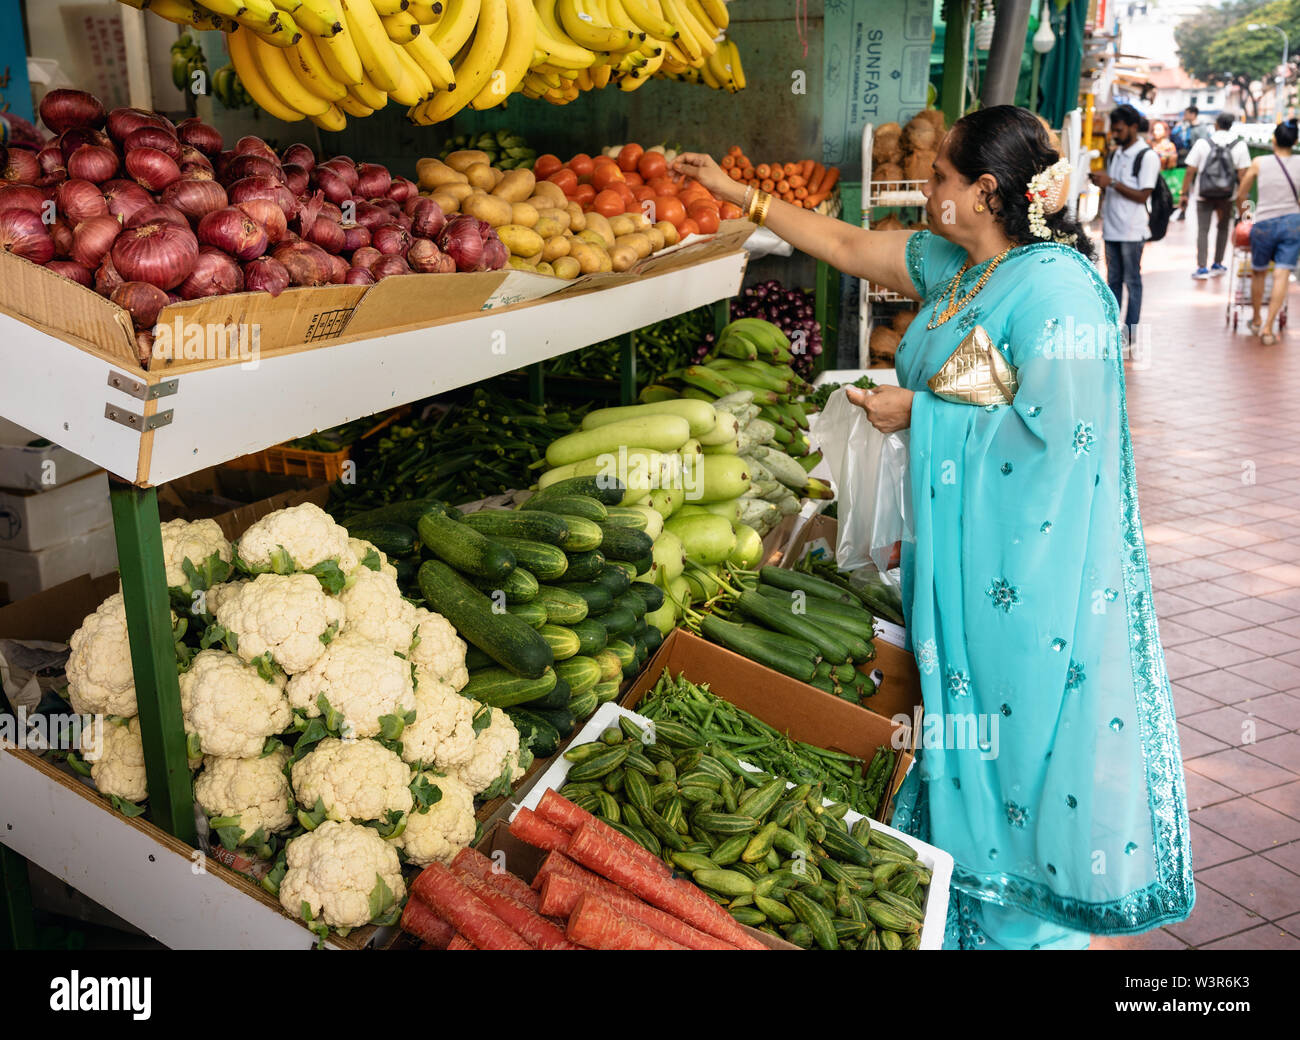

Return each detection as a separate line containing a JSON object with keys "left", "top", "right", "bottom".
{"left": 887, "top": 230, "right": 1195, "bottom": 949}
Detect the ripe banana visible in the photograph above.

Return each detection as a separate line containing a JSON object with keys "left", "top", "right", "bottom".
{"left": 316, "top": 1, "right": 366, "bottom": 82}
{"left": 724, "top": 36, "right": 743, "bottom": 89}
{"left": 557, "top": 0, "right": 633, "bottom": 52}
{"left": 431, "top": 0, "right": 482, "bottom": 59}
{"left": 348, "top": 76, "right": 390, "bottom": 108}
{"left": 406, "top": 30, "right": 456, "bottom": 90}
{"left": 227, "top": 25, "right": 306, "bottom": 120}
{"left": 660, "top": 0, "right": 701, "bottom": 61}
{"left": 698, "top": 0, "right": 726, "bottom": 30}
{"left": 412, "top": 0, "right": 508, "bottom": 123}
{"left": 369, "top": 0, "right": 411, "bottom": 13}
{"left": 339, "top": 0, "right": 403, "bottom": 91}
{"left": 287, "top": 0, "right": 343, "bottom": 36}
{"left": 381, "top": 10, "right": 422, "bottom": 42}
{"left": 408, "top": 1, "right": 445, "bottom": 23}
{"left": 249, "top": 31, "right": 332, "bottom": 113}
{"left": 288, "top": 33, "right": 349, "bottom": 100}
{"left": 533, "top": 0, "right": 598, "bottom": 70}
{"left": 388, "top": 44, "right": 429, "bottom": 104}
{"left": 338, "top": 93, "right": 376, "bottom": 116}
{"left": 469, "top": 0, "right": 536, "bottom": 109}
{"left": 619, "top": 0, "right": 676, "bottom": 39}
{"left": 309, "top": 103, "right": 348, "bottom": 130}
{"left": 682, "top": 0, "right": 717, "bottom": 53}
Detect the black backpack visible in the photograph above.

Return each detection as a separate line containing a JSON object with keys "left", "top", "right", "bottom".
{"left": 1134, "top": 147, "right": 1174, "bottom": 242}
{"left": 1197, "top": 137, "right": 1241, "bottom": 199}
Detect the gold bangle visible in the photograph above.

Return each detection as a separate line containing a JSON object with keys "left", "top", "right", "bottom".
{"left": 753, "top": 190, "right": 772, "bottom": 226}
{"left": 742, "top": 184, "right": 755, "bottom": 217}
{"left": 746, "top": 186, "right": 760, "bottom": 221}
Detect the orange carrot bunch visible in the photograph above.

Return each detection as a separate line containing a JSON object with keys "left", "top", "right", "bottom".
{"left": 725, "top": 146, "right": 840, "bottom": 210}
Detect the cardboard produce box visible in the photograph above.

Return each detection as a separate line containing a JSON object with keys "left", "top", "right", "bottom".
{"left": 0, "top": 521, "right": 118, "bottom": 606}
{"left": 0, "top": 470, "right": 111, "bottom": 553}
{"left": 0, "top": 418, "right": 100, "bottom": 492}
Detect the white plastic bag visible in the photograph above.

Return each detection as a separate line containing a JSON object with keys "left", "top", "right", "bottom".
{"left": 811, "top": 388, "right": 913, "bottom": 576}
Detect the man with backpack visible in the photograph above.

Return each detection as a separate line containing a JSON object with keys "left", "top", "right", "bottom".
{"left": 1181, "top": 112, "right": 1252, "bottom": 278}
{"left": 1091, "top": 104, "right": 1166, "bottom": 330}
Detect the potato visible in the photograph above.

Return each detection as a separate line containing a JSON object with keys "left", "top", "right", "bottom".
{"left": 577, "top": 229, "right": 609, "bottom": 250}
{"left": 566, "top": 201, "right": 586, "bottom": 231}
{"left": 582, "top": 211, "right": 615, "bottom": 249}
{"left": 416, "top": 157, "right": 467, "bottom": 190}
{"left": 466, "top": 162, "right": 496, "bottom": 190}
{"left": 491, "top": 167, "right": 506, "bottom": 188}
{"left": 568, "top": 241, "right": 603, "bottom": 274}
{"left": 430, "top": 191, "right": 460, "bottom": 214}
{"left": 645, "top": 225, "right": 665, "bottom": 251}
{"left": 536, "top": 261, "right": 556, "bottom": 277}
{"left": 530, "top": 181, "right": 568, "bottom": 209}
{"left": 891, "top": 309, "right": 917, "bottom": 334}
{"left": 507, "top": 255, "right": 537, "bottom": 271}
{"left": 628, "top": 211, "right": 651, "bottom": 231}
{"left": 443, "top": 181, "right": 475, "bottom": 202}
{"left": 461, "top": 191, "right": 514, "bottom": 227}
{"left": 654, "top": 220, "right": 679, "bottom": 246}
{"left": 617, "top": 232, "right": 653, "bottom": 259}
{"left": 542, "top": 234, "right": 571, "bottom": 261}
{"left": 551, "top": 255, "right": 581, "bottom": 280}
{"left": 608, "top": 214, "right": 637, "bottom": 238}
{"left": 873, "top": 213, "right": 903, "bottom": 232}
{"left": 533, "top": 208, "right": 569, "bottom": 237}
{"left": 445, "top": 149, "right": 490, "bottom": 172}
{"left": 497, "top": 223, "right": 545, "bottom": 257}
{"left": 597, "top": 248, "right": 612, "bottom": 273}
{"left": 522, "top": 248, "right": 544, "bottom": 266}
{"left": 608, "top": 244, "right": 638, "bottom": 272}
{"left": 492, "top": 169, "right": 537, "bottom": 203}
{"left": 511, "top": 201, "right": 540, "bottom": 228}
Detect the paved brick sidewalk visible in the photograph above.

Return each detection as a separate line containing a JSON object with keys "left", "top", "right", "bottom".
{"left": 1089, "top": 212, "right": 1300, "bottom": 949}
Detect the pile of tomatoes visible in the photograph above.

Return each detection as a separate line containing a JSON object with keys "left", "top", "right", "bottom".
{"left": 532, "top": 144, "right": 743, "bottom": 239}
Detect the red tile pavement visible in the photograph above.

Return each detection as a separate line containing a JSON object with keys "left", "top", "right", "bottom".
{"left": 1086, "top": 214, "right": 1300, "bottom": 949}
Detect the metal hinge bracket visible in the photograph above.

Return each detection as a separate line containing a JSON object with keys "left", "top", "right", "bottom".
{"left": 107, "top": 371, "right": 179, "bottom": 401}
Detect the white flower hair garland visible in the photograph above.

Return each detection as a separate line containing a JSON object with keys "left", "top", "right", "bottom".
{"left": 1024, "top": 158, "right": 1072, "bottom": 241}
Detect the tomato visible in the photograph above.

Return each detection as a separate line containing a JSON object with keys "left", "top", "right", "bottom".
{"left": 679, "top": 184, "right": 711, "bottom": 206}
{"left": 653, "top": 195, "right": 686, "bottom": 227}
{"left": 569, "top": 153, "right": 594, "bottom": 179}
{"left": 679, "top": 218, "right": 701, "bottom": 238}
{"left": 593, "top": 189, "right": 624, "bottom": 218}
{"left": 647, "top": 175, "right": 678, "bottom": 196}
{"left": 632, "top": 184, "right": 656, "bottom": 203}
{"left": 534, "top": 153, "right": 563, "bottom": 179}
{"left": 624, "top": 196, "right": 643, "bottom": 214}
{"left": 591, "top": 163, "right": 626, "bottom": 191}
{"left": 638, "top": 151, "right": 667, "bottom": 180}
{"left": 618, "top": 143, "right": 644, "bottom": 173}
{"left": 719, "top": 201, "right": 743, "bottom": 220}
{"left": 573, "top": 182, "right": 596, "bottom": 206}
{"left": 623, "top": 170, "right": 644, "bottom": 187}
{"left": 547, "top": 167, "right": 579, "bottom": 195}
{"left": 688, "top": 203, "right": 720, "bottom": 234}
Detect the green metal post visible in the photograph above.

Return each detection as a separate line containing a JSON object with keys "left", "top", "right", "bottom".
{"left": 940, "top": 0, "right": 970, "bottom": 126}
{"left": 527, "top": 362, "right": 545, "bottom": 406}
{"left": 109, "top": 485, "right": 197, "bottom": 846}
{"left": 713, "top": 298, "right": 730, "bottom": 337}
{"left": 0, "top": 845, "right": 36, "bottom": 950}
{"left": 619, "top": 332, "right": 637, "bottom": 405}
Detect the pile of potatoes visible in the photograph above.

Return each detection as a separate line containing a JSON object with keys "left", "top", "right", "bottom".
{"left": 416, "top": 149, "right": 684, "bottom": 279}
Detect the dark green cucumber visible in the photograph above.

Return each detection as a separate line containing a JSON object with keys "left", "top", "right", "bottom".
{"left": 564, "top": 550, "right": 606, "bottom": 582}
{"left": 754, "top": 583, "right": 876, "bottom": 638}
{"left": 552, "top": 581, "right": 614, "bottom": 616}
{"left": 345, "top": 523, "right": 419, "bottom": 559}
{"left": 522, "top": 494, "right": 607, "bottom": 522}
{"left": 418, "top": 512, "right": 515, "bottom": 582}
{"left": 594, "top": 565, "right": 632, "bottom": 597}
{"left": 698, "top": 614, "right": 816, "bottom": 682}
{"left": 392, "top": 555, "right": 419, "bottom": 587}
{"left": 629, "top": 580, "right": 664, "bottom": 614}
{"left": 504, "top": 600, "right": 548, "bottom": 629}
{"left": 532, "top": 706, "right": 578, "bottom": 738}
{"left": 570, "top": 618, "right": 609, "bottom": 656}
{"left": 418, "top": 561, "right": 552, "bottom": 679}
{"left": 643, "top": 626, "right": 664, "bottom": 654}
{"left": 613, "top": 591, "right": 647, "bottom": 618}
{"left": 758, "top": 565, "right": 858, "bottom": 605}
{"left": 488, "top": 537, "right": 568, "bottom": 580}
{"left": 553, "top": 515, "right": 603, "bottom": 552}
{"left": 631, "top": 553, "right": 655, "bottom": 577}
{"left": 462, "top": 667, "right": 558, "bottom": 707}
{"left": 734, "top": 591, "right": 853, "bottom": 664}
{"left": 532, "top": 677, "right": 572, "bottom": 711}
{"left": 341, "top": 498, "right": 451, "bottom": 530}
{"left": 533, "top": 585, "right": 590, "bottom": 625}
{"left": 472, "top": 566, "right": 539, "bottom": 603}
{"left": 531, "top": 475, "right": 625, "bottom": 506}
{"left": 538, "top": 624, "right": 581, "bottom": 661}
{"left": 595, "top": 605, "right": 637, "bottom": 636}
{"left": 597, "top": 524, "right": 654, "bottom": 562}
{"left": 506, "top": 708, "right": 562, "bottom": 758}
{"left": 463, "top": 646, "right": 493, "bottom": 670}
{"left": 733, "top": 623, "right": 819, "bottom": 660}
{"left": 602, "top": 506, "right": 648, "bottom": 530}
{"left": 460, "top": 509, "right": 569, "bottom": 546}
{"left": 606, "top": 560, "right": 638, "bottom": 582}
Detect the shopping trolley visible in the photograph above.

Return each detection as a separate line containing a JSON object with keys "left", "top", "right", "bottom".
{"left": 1226, "top": 201, "right": 1289, "bottom": 332}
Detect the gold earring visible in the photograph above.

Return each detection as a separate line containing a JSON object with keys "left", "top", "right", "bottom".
{"left": 975, "top": 203, "right": 985, "bottom": 212}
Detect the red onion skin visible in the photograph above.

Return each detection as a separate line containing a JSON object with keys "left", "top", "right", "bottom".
{"left": 106, "top": 108, "right": 156, "bottom": 145}
{"left": 71, "top": 215, "right": 122, "bottom": 269}
{"left": 319, "top": 201, "right": 344, "bottom": 223}
{"left": 125, "top": 127, "right": 181, "bottom": 161}
{"left": 352, "top": 200, "right": 391, "bottom": 232}
{"left": 198, "top": 207, "right": 269, "bottom": 262}
{"left": 408, "top": 237, "right": 456, "bottom": 273}
{"left": 38, "top": 144, "right": 67, "bottom": 177}
{"left": 340, "top": 223, "right": 370, "bottom": 252}
{"left": 282, "top": 163, "right": 310, "bottom": 197}
{"left": 50, "top": 216, "right": 75, "bottom": 257}
{"left": 0, "top": 185, "right": 48, "bottom": 215}
{"left": 111, "top": 219, "right": 199, "bottom": 290}
{"left": 372, "top": 255, "right": 411, "bottom": 279}
{"left": 326, "top": 253, "right": 349, "bottom": 284}
{"left": 312, "top": 166, "right": 350, "bottom": 205}
{"left": 40, "top": 90, "right": 108, "bottom": 134}
{"left": 437, "top": 214, "right": 485, "bottom": 271}
{"left": 356, "top": 163, "right": 392, "bottom": 198}
{"left": 235, "top": 137, "right": 278, "bottom": 163}
{"left": 236, "top": 199, "right": 288, "bottom": 244}
{"left": 126, "top": 148, "right": 181, "bottom": 193}
{"left": 228, "top": 176, "right": 297, "bottom": 220}
{"left": 272, "top": 240, "right": 333, "bottom": 286}
{"left": 127, "top": 204, "right": 189, "bottom": 230}
{"left": 67, "top": 145, "right": 118, "bottom": 184}
{"left": 95, "top": 256, "right": 124, "bottom": 294}
{"left": 320, "top": 158, "right": 359, "bottom": 192}
{"left": 344, "top": 265, "right": 376, "bottom": 285}
{"left": 177, "top": 118, "right": 223, "bottom": 158}
{"left": 244, "top": 256, "right": 291, "bottom": 297}
{"left": 57, "top": 128, "right": 110, "bottom": 163}
{"left": 4, "top": 149, "right": 41, "bottom": 185}
{"left": 110, "top": 281, "right": 169, "bottom": 328}
{"left": 411, "top": 197, "right": 446, "bottom": 239}
{"left": 56, "top": 179, "right": 110, "bottom": 224}
{"left": 48, "top": 260, "right": 94, "bottom": 286}
{"left": 161, "top": 179, "right": 228, "bottom": 222}
{"left": 370, "top": 198, "right": 403, "bottom": 219}
{"left": 223, "top": 153, "right": 283, "bottom": 185}
{"left": 350, "top": 246, "right": 382, "bottom": 273}
{"left": 304, "top": 216, "right": 346, "bottom": 254}
{"left": 102, "top": 180, "right": 154, "bottom": 224}
{"left": 387, "top": 177, "right": 417, "bottom": 203}
{"left": 372, "top": 223, "right": 411, "bottom": 257}
{"left": 282, "top": 143, "right": 316, "bottom": 172}
{"left": 0, "top": 209, "right": 56, "bottom": 264}
{"left": 136, "top": 329, "right": 154, "bottom": 367}
{"left": 177, "top": 245, "right": 244, "bottom": 300}
{"left": 481, "top": 235, "right": 509, "bottom": 271}
{"left": 180, "top": 145, "right": 214, "bottom": 171}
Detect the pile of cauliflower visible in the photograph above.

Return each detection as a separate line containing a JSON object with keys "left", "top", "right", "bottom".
{"left": 64, "top": 502, "right": 532, "bottom": 937}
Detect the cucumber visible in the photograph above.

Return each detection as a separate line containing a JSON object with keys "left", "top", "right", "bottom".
{"left": 533, "top": 585, "right": 590, "bottom": 625}
{"left": 462, "top": 667, "right": 558, "bottom": 707}
{"left": 632, "top": 553, "right": 655, "bottom": 577}
{"left": 614, "top": 590, "right": 647, "bottom": 617}
{"left": 554, "top": 515, "right": 604, "bottom": 552}
{"left": 538, "top": 624, "right": 581, "bottom": 661}
{"left": 344, "top": 523, "right": 419, "bottom": 559}
{"left": 568, "top": 688, "right": 599, "bottom": 721}
{"left": 472, "top": 566, "right": 539, "bottom": 604}
{"left": 570, "top": 618, "right": 609, "bottom": 656}
{"left": 532, "top": 677, "right": 573, "bottom": 711}
{"left": 552, "top": 581, "right": 614, "bottom": 616}
{"left": 606, "top": 560, "right": 638, "bottom": 582}
{"left": 594, "top": 565, "right": 632, "bottom": 597}
{"left": 596, "top": 524, "right": 654, "bottom": 562}
{"left": 463, "top": 646, "right": 493, "bottom": 670}
{"left": 418, "top": 561, "right": 552, "bottom": 679}
{"left": 564, "top": 549, "right": 606, "bottom": 581}
{"left": 734, "top": 590, "right": 854, "bottom": 664}
{"left": 757, "top": 565, "right": 859, "bottom": 605}
{"left": 418, "top": 513, "right": 515, "bottom": 582}
{"left": 606, "top": 638, "right": 636, "bottom": 671}
{"left": 629, "top": 580, "right": 664, "bottom": 614}
{"left": 532, "top": 706, "right": 578, "bottom": 738}
{"left": 545, "top": 415, "right": 691, "bottom": 466}
{"left": 504, "top": 600, "right": 549, "bottom": 629}
{"left": 529, "top": 474, "right": 625, "bottom": 506}
{"left": 754, "top": 583, "right": 876, "bottom": 636}
{"left": 697, "top": 613, "right": 816, "bottom": 683}
{"left": 602, "top": 506, "right": 649, "bottom": 530}
{"left": 594, "top": 648, "right": 623, "bottom": 682}
{"left": 392, "top": 555, "right": 419, "bottom": 587}
{"left": 340, "top": 498, "right": 451, "bottom": 530}
{"left": 460, "top": 509, "right": 569, "bottom": 546}
{"left": 488, "top": 537, "right": 568, "bottom": 581}
{"left": 555, "top": 655, "right": 602, "bottom": 696}
{"left": 580, "top": 400, "right": 718, "bottom": 438}
{"left": 643, "top": 625, "right": 664, "bottom": 654}
{"left": 522, "top": 494, "right": 607, "bottom": 522}
{"left": 595, "top": 605, "right": 637, "bottom": 636}
{"left": 591, "top": 679, "right": 621, "bottom": 704}
{"left": 506, "top": 708, "right": 562, "bottom": 759}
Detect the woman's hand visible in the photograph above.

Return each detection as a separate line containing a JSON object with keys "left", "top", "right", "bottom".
{"left": 845, "top": 385, "right": 914, "bottom": 433}
{"left": 672, "top": 152, "right": 743, "bottom": 206}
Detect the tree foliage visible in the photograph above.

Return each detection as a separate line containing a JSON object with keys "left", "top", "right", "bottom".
{"left": 1174, "top": 0, "right": 1299, "bottom": 118}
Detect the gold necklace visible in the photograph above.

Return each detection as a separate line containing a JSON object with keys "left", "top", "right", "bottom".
{"left": 926, "top": 246, "right": 1015, "bottom": 329}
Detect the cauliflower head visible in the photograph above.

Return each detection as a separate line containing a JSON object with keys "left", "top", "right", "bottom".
{"left": 212, "top": 573, "right": 344, "bottom": 675}
{"left": 90, "top": 717, "right": 148, "bottom": 802}
{"left": 194, "top": 746, "right": 294, "bottom": 838}
{"left": 279, "top": 820, "right": 405, "bottom": 931}
{"left": 291, "top": 737, "right": 413, "bottom": 823}
{"left": 179, "top": 649, "right": 291, "bottom": 758}
{"left": 452, "top": 706, "right": 527, "bottom": 797}
{"left": 337, "top": 569, "right": 417, "bottom": 653}
{"left": 348, "top": 538, "right": 397, "bottom": 579}
{"left": 409, "top": 607, "right": 469, "bottom": 692}
{"left": 285, "top": 632, "right": 415, "bottom": 739}
{"left": 66, "top": 592, "right": 148, "bottom": 718}
{"left": 160, "top": 518, "right": 232, "bottom": 591}
{"left": 236, "top": 503, "right": 358, "bottom": 581}
{"left": 391, "top": 771, "right": 476, "bottom": 866}
{"left": 400, "top": 681, "right": 480, "bottom": 770}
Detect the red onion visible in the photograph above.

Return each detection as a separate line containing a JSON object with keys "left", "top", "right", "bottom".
{"left": 355, "top": 163, "right": 392, "bottom": 198}
{"left": 282, "top": 162, "right": 309, "bottom": 197}
{"left": 102, "top": 180, "right": 153, "bottom": 224}
{"left": 136, "top": 329, "right": 154, "bottom": 367}
{"left": 198, "top": 207, "right": 269, "bottom": 261}
{"left": 352, "top": 200, "right": 391, "bottom": 232}
{"left": 340, "top": 222, "right": 370, "bottom": 252}
{"left": 344, "top": 265, "right": 376, "bottom": 285}
{"left": 228, "top": 175, "right": 297, "bottom": 220}
{"left": 125, "top": 127, "right": 181, "bottom": 162}
{"left": 110, "top": 281, "right": 169, "bottom": 328}
{"left": 244, "top": 256, "right": 291, "bottom": 297}
{"left": 282, "top": 143, "right": 316, "bottom": 171}
{"left": 126, "top": 148, "right": 180, "bottom": 193}
{"left": 40, "top": 90, "right": 107, "bottom": 134}
{"left": 387, "top": 176, "right": 417, "bottom": 203}
{"left": 224, "top": 153, "right": 283, "bottom": 185}
{"left": 106, "top": 108, "right": 158, "bottom": 145}
{"left": 95, "top": 256, "right": 124, "bottom": 294}
{"left": 71, "top": 215, "right": 122, "bottom": 269}
{"left": 372, "top": 223, "right": 411, "bottom": 257}
{"left": 215, "top": 150, "right": 237, "bottom": 180}
{"left": 408, "top": 237, "right": 456, "bottom": 273}
{"left": 236, "top": 136, "right": 278, "bottom": 163}
{"left": 47, "top": 260, "right": 94, "bottom": 286}
{"left": 320, "top": 158, "right": 359, "bottom": 192}
{"left": 67, "top": 145, "right": 118, "bottom": 184}
{"left": 50, "top": 216, "right": 75, "bottom": 257}
{"left": 0, "top": 185, "right": 47, "bottom": 215}
{"left": 57, "top": 128, "right": 110, "bottom": 163}
{"left": 111, "top": 219, "right": 198, "bottom": 290}
{"left": 372, "top": 255, "right": 411, "bottom": 279}
{"left": 55, "top": 179, "right": 109, "bottom": 224}
{"left": 402, "top": 195, "right": 424, "bottom": 218}
{"left": 180, "top": 145, "right": 213, "bottom": 171}
{"left": 303, "top": 216, "right": 345, "bottom": 253}
{"left": 177, "top": 118, "right": 223, "bottom": 157}
{"left": 0, "top": 210, "right": 55, "bottom": 264}
{"left": 4, "top": 149, "right": 41, "bottom": 185}
{"left": 272, "top": 240, "right": 333, "bottom": 286}
{"left": 326, "top": 253, "right": 349, "bottom": 284}
{"left": 410, "top": 197, "right": 446, "bottom": 239}
{"left": 370, "top": 198, "right": 403, "bottom": 219}
{"left": 437, "top": 214, "right": 485, "bottom": 271}
{"left": 311, "top": 165, "right": 351, "bottom": 205}
{"left": 178, "top": 245, "right": 244, "bottom": 300}
{"left": 38, "top": 144, "right": 67, "bottom": 177}
{"left": 236, "top": 199, "right": 288, "bottom": 243}
{"left": 182, "top": 167, "right": 216, "bottom": 183}
{"left": 481, "top": 235, "right": 508, "bottom": 271}
{"left": 350, "top": 246, "right": 382, "bottom": 273}
{"left": 127, "top": 204, "right": 189, "bottom": 229}
{"left": 161, "top": 179, "right": 228, "bottom": 222}
{"left": 319, "top": 201, "right": 345, "bottom": 223}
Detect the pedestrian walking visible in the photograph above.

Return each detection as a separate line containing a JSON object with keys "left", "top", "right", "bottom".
{"left": 1235, "top": 119, "right": 1300, "bottom": 344}
{"left": 1181, "top": 112, "right": 1252, "bottom": 278}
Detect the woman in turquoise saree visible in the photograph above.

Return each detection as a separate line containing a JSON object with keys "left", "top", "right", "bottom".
{"left": 674, "top": 105, "right": 1194, "bottom": 949}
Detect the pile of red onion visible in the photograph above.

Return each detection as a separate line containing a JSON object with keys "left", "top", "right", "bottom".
{"left": 1, "top": 88, "right": 506, "bottom": 368}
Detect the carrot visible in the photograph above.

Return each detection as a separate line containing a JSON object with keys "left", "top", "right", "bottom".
{"left": 447, "top": 934, "right": 476, "bottom": 950}
{"left": 760, "top": 178, "right": 775, "bottom": 193}
{"left": 728, "top": 167, "right": 742, "bottom": 181}
{"left": 452, "top": 866, "right": 582, "bottom": 950}
{"left": 783, "top": 162, "right": 800, "bottom": 177}
{"left": 727, "top": 145, "right": 742, "bottom": 156}
{"left": 780, "top": 192, "right": 795, "bottom": 205}
{"left": 565, "top": 820, "right": 764, "bottom": 948}
{"left": 800, "top": 158, "right": 815, "bottom": 181}
{"left": 411, "top": 863, "right": 533, "bottom": 949}
{"left": 565, "top": 891, "right": 690, "bottom": 951}
{"left": 819, "top": 166, "right": 841, "bottom": 194}
{"left": 795, "top": 186, "right": 808, "bottom": 199}
{"left": 535, "top": 790, "right": 671, "bottom": 880}
{"left": 536, "top": 856, "right": 740, "bottom": 949}
{"left": 399, "top": 894, "right": 456, "bottom": 948}
{"left": 720, "top": 155, "right": 735, "bottom": 170}
{"left": 807, "top": 162, "right": 827, "bottom": 194}
{"left": 509, "top": 807, "right": 571, "bottom": 852}
{"left": 754, "top": 163, "right": 770, "bottom": 180}
{"left": 451, "top": 846, "right": 542, "bottom": 910}
{"left": 775, "top": 179, "right": 790, "bottom": 193}
{"left": 787, "top": 175, "right": 805, "bottom": 189}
